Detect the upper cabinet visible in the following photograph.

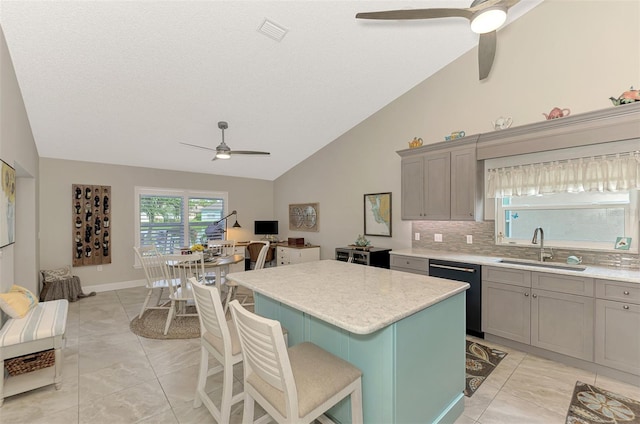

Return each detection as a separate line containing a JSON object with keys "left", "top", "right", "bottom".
{"left": 397, "top": 103, "right": 640, "bottom": 221}
{"left": 399, "top": 136, "right": 481, "bottom": 221}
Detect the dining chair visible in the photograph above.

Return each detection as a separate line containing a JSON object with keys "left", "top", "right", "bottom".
{"left": 163, "top": 252, "right": 206, "bottom": 335}
{"left": 190, "top": 278, "right": 243, "bottom": 423}
{"left": 134, "top": 246, "right": 177, "bottom": 319}
{"left": 229, "top": 300, "right": 363, "bottom": 424}
{"left": 206, "top": 240, "right": 237, "bottom": 285}
{"left": 223, "top": 242, "right": 269, "bottom": 314}
{"left": 247, "top": 241, "right": 271, "bottom": 270}
{"left": 209, "top": 239, "right": 237, "bottom": 257}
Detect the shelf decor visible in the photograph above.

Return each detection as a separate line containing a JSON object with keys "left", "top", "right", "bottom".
{"left": 72, "top": 184, "right": 111, "bottom": 266}
{"left": 614, "top": 237, "right": 631, "bottom": 250}
{"left": 0, "top": 160, "right": 16, "bottom": 248}
{"left": 288, "top": 202, "right": 319, "bottom": 232}
{"left": 364, "top": 192, "right": 391, "bottom": 237}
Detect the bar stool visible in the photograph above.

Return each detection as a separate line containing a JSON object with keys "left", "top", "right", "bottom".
{"left": 229, "top": 300, "right": 363, "bottom": 424}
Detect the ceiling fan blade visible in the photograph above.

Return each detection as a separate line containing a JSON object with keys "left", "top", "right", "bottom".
{"left": 229, "top": 151, "right": 271, "bottom": 156}
{"left": 503, "top": 0, "right": 521, "bottom": 10}
{"left": 356, "top": 8, "right": 473, "bottom": 21}
{"left": 179, "top": 142, "right": 216, "bottom": 152}
{"left": 478, "top": 31, "right": 497, "bottom": 80}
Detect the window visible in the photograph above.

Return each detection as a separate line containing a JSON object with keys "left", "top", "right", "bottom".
{"left": 495, "top": 190, "right": 638, "bottom": 252}
{"left": 486, "top": 141, "right": 639, "bottom": 253}
{"left": 135, "top": 187, "right": 228, "bottom": 255}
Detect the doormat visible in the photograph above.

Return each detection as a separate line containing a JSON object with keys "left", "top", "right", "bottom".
{"left": 465, "top": 340, "right": 507, "bottom": 397}
{"left": 566, "top": 381, "right": 640, "bottom": 424}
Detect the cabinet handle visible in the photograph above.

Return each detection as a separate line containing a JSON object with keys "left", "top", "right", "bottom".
{"left": 524, "top": 292, "right": 529, "bottom": 297}
{"left": 624, "top": 291, "right": 630, "bottom": 295}
{"left": 532, "top": 294, "right": 538, "bottom": 299}
{"left": 623, "top": 305, "right": 630, "bottom": 310}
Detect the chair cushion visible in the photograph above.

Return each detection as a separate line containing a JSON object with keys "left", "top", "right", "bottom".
{"left": 0, "top": 285, "right": 39, "bottom": 318}
{"left": 246, "top": 342, "right": 362, "bottom": 419}
{"left": 203, "top": 319, "right": 241, "bottom": 356}
{"left": 0, "top": 299, "right": 68, "bottom": 347}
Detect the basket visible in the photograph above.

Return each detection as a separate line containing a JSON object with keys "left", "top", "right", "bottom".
{"left": 5, "top": 349, "right": 55, "bottom": 376}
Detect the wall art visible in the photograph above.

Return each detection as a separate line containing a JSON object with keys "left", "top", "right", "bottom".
{"left": 72, "top": 184, "right": 111, "bottom": 266}
{"left": 364, "top": 192, "right": 392, "bottom": 237}
{"left": 288, "top": 203, "right": 319, "bottom": 232}
{"left": 0, "top": 160, "right": 15, "bottom": 248}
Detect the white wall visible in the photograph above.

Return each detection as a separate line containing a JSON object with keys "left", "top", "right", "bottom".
{"left": 39, "top": 159, "right": 274, "bottom": 290}
{"left": 274, "top": 0, "right": 640, "bottom": 259}
{"left": 0, "top": 27, "right": 40, "bottom": 296}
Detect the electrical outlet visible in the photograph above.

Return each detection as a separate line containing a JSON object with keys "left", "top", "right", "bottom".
{"left": 434, "top": 233, "right": 443, "bottom": 242}
{"left": 466, "top": 235, "right": 473, "bottom": 244}
{"left": 414, "top": 232, "right": 420, "bottom": 241}
{"left": 97, "top": 265, "right": 103, "bottom": 271}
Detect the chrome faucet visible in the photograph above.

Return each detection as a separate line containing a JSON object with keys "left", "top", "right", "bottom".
{"left": 532, "top": 227, "right": 553, "bottom": 262}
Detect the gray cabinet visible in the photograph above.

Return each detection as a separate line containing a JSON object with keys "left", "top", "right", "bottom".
{"left": 398, "top": 137, "right": 480, "bottom": 221}
{"left": 400, "top": 151, "right": 450, "bottom": 219}
{"left": 389, "top": 254, "right": 428, "bottom": 275}
{"left": 482, "top": 266, "right": 595, "bottom": 361}
{"left": 483, "top": 280, "right": 531, "bottom": 344}
{"left": 531, "top": 288, "right": 594, "bottom": 361}
{"left": 595, "top": 279, "right": 640, "bottom": 375}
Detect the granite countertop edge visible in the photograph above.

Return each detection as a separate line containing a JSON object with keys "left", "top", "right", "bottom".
{"left": 245, "top": 282, "right": 469, "bottom": 335}
{"left": 390, "top": 249, "right": 639, "bottom": 284}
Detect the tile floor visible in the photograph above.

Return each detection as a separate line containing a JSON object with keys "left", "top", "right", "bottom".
{"left": 0, "top": 285, "right": 638, "bottom": 424}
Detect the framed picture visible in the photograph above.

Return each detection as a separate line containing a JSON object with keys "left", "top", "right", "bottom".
{"left": 364, "top": 192, "right": 392, "bottom": 237}
{"left": 289, "top": 203, "right": 319, "bottom": 232}
{"left": 0, "top": 160, "right": 15, "bottom": 248}
{"left": 614, "top": 237, "right": 631, "bottom": 250}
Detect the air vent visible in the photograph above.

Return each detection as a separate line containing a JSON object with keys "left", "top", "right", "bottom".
{"left": 257, "top": 19, "right": 288, "bottom": 42}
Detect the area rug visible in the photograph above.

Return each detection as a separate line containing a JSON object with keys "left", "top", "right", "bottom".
{"left": 566, "top": 381, "right": 640, "bottom": 424}
{"left": 129, "top": 307, "right": 200, "bottom": 339}
{"left": 465, "top": 340, "right": 507, "bottom": 397}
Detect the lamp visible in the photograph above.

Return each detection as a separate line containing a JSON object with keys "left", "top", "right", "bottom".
{"left": 470, "top": 6, "right": 507, "bottom": 34}
{"left": 213, "top": 210, "right": 242, "bottom": 237}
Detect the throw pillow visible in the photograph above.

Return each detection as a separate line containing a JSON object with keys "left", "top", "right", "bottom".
{"left": 0, "top": 284, "right": 39, "bottom": 319}
{"left": 41, "top": 265, "right": 72, "bottom": 282}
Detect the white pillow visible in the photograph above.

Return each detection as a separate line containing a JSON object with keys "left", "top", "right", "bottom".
{"left": 41, "top": 265, "right": 72, "bottom": 282}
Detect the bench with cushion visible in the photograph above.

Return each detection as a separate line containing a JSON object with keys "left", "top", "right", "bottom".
{"left": 0, "top": 299, "right": 68, "bottom": 406}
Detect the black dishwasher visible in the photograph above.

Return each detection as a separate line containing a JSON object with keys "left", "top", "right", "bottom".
{"left": 428, "top": 259, "right": 483, "bottom": 338}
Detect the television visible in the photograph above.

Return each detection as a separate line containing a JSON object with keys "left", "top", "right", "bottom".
{"left": 254, "top": 220, "right": 278, "bottom": 235}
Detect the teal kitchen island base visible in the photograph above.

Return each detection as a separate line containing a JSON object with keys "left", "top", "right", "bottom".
{"left": 255, "top": 291, "right": 466, "bottom": 423}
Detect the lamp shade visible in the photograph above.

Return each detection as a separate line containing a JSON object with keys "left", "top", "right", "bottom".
{"left": 470, "top": 7, "right": 507, "bottom": 34}
{"left": 232, "top": 219, "right": 241, "bottom": 228}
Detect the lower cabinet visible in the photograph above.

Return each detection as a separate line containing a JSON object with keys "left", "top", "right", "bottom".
{"left": 595, "top": 279, "right": 640, "bottom": 375}
{"left": 389, "top": 255, "right": 428, "bottom": 275}
{"left": 277, "top": 245, "right": 320, "bottom": 266}
{"left": 482, "top": 266, "right": 594, "bottom": 361}
{"left": 531, "top": 289, "right": 594, "bottom": 361}
{"left": 482, "top": 281, "right": 530, "bottom": 344}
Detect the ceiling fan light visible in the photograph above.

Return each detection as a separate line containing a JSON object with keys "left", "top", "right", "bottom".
{"left": 470, "top": 7, "right": 507, "bottom": 34}
{"left": 216, "top": 152, "right": 231, "bottom": 159}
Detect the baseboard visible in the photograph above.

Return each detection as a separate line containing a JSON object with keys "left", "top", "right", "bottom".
{"left": 83, "top": 279, "right": 146, "bottom": 293}
{"left": 485, "top": 334, "right": 640, "bottom": 387}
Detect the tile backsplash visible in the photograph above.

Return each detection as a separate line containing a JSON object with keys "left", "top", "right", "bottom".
{"left": 412, "top": 221, "right": 640, "bottom": 270}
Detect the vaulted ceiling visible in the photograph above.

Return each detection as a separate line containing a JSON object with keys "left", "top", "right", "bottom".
{"left": 0, "top": 0, "right": 542, "bottom": 180}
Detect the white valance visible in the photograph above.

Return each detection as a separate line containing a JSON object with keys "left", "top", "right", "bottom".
{"left": 487, "top": 151, "right": 640, "bottom": 198}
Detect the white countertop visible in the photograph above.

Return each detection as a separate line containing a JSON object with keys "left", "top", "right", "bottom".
{"left": 227, "top": 259, "right": 469, "bottom": 335}
{"left": 390, "top": 249, "right": 640, "bottom": 284}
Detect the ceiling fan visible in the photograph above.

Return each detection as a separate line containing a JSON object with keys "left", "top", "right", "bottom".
{"left": 180, "top": 121, "right": 270, "bottom": 161}
{"left": 356, "top": 0, "right": 520, "bottom": 80}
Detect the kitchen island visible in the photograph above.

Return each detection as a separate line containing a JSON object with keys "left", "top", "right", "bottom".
{"left": 227, "top": 260, "right": 469, "bottom": 423}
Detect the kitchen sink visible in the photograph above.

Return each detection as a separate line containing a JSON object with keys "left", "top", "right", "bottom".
{"left": 498, "top": 258, "right": 586, "bottom": 271}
